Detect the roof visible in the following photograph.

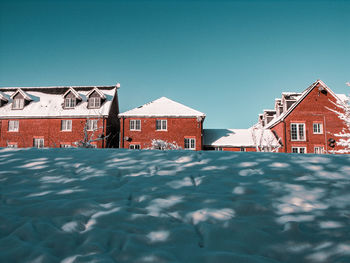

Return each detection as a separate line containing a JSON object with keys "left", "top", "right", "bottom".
{"left": 0, "top": 86, "right": 118, "bottom": 118}
{"left": 203, "top": 128, "right": 280, "bottom": 147}
{"left": 86, "top": 87, "right": 106, "bottom": 99}
{"left": 63, "top": 87, "right": 82, "bottom": 100}
{"left": 0, "top": 91, "right": 9, "bottom": 102}
{"left": 10, "top": 88, "right": 33, "bottom": 101}
{"left": 119, "top": 97, "right": 206, "bottom": 118}
{"left": 266, "top": 80, "right": 347, "bottom": 129}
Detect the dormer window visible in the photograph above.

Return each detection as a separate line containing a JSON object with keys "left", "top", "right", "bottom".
{"left": 65, "top": 97, "right": 76, "bottom": 108}
{"left": 10, "top": 88, "right": 32, "bottom": 110}
{"left": 63, "top": 88, "right": 81, "bottom": 109}
{"left": 13, "top": 98, "right": 24, "bottom": 109}
{"left": 86, "top": 88, "right": 105, "bottom": 109}
{"left": 88, "top": 97, "right": 101, "bottom": 108}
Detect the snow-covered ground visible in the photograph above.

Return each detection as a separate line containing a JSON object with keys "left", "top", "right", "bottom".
{"left": 1, "top": 148, "right": 350, "bottom": 263}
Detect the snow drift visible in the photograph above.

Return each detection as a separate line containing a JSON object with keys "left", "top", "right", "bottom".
{"left": 1, "top": 148, "right": 350, "bottom": 263}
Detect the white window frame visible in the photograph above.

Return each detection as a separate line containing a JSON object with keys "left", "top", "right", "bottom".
{"left": 61, "top": 120, "right": 72, "bottom": 131}
{"left": 33, "top": 138, "right": 44, "bottom": 148}
{"left": 8, "top": 120, "right": 19, "bottom": 132}
{"left": 215, "top": 147, "right": 223, "bottom": 151}
{"left": 314, "top": 146, "right": 324, "bottom": 154}
{"left": 291, "top": 123, "right": 306, "bottom": 141}
{"left": 12, "top": 98, "right": 24, "bottom": 109}
{"left": 64, "top": 97, "right": 76, "bottom": 108}
{"left": 130, "top": 120, "right": 141, "bottom": 131}
{"left": 156, "top": 120, "right": 167, "bottom": 131}
{"left": 291, "top": 147, "right": 307, "bottom": 154}
{"left": 129, "top": 144, "right": 140, "bottom": 150}
{"left": 87, "top": 119, "right": 98, "bottom": 131}
{"left": 88, "top": 97, "right": 101, "bottom": 108}
{"left": 60, "top": 144, "right": 71, "bottom": 148}
{"left": 7, "top": 142, "right": 18, "bottom": 148}
{"left": 313, "top": 123, "right": 323, "bottom": 134}
{"left": 184, "top": 138, "right": 196, "bottom": 150}
{"left": 240, "top": 147, "right": 246, "bottom": 152}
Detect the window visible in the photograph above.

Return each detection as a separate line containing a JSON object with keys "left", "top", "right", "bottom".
{"left": 60, "top": 144, "right": 71, "bottom": 148}
{"left": 240, "top": 147, "right": 246, "bottom": 152}
{"left": 156, "top": 120, "right": 167, "bottom": 131}
{"left": 87, "top": 119, "right": 98, "bottom": 131}
{"left": 291, "top": 123, "right": 305, "bottom": 141}
{"left": 12, "top": 98, "right": 24, "bottom": 109}
{"left": 215, "top": 147, "right": 223, "bottom": 151}
{"left": 129, "top": 144, "right": 140, "bottom": 150}
{"left": 65, "top": 97, "right": 76, "bottom": 108}
{"left": 313, "top": 123, "right": 323, "bottom": 134}
{"left": 8, "top": 120, "right": 19, "bottom": 132}
{"left": 88, "top": 97, "right": 101, "bottom": 108}
{"left": 33, "top": 138, "right": 44, "bottom": 148}
{"left": 130, "top": 120, "right": 141, "bottom": 131}
{"left": 61, "top": 120, "right": 72, "bottom": 131}
{"left": 184, "top": 138, "right": 196, "bottom": 150}
{"left": 314, "top": 146, "right": 324, "bottom": 154}
{"left": 291, "top": 147, "right": 306, "bottom": 154}
{"left": 7, "top": 142, "right": 17, "bottom": 148}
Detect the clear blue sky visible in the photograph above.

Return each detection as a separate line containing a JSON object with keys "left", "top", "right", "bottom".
{"left": 1, "top": 0, "right": 349, "bottom": 128}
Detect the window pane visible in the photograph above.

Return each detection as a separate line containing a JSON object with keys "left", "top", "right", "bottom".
{"left": 292, "top": 148, "right": 298, "bottom": 153}
{"left": 184, "top": 138, "right": 189, "bottom": 149}
{"left": 190, "top": 139, "right": 195, "bottom": 149}
{"left": 130, "top": 120, "right": 134, "bottom": 130}
{"left": 156, "top": 120, "right": 161, "bottom": 130}
{"left": 291, "top": 124, "right": 297, "bottom": 140}
{"left": 300, "top": 148, "right": 305, "bottom": 153}
{"left": 162, "top": 120, "right": 167, "bottom": 130}
{"left": 298, "top": 124, "right": 304, "bottom": 140}
{"left": 136, "top": 120, "right": 140, "bottom": 130}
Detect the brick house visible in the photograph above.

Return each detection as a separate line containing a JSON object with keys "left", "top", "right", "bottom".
{"left": 260, "top": 80, "right": 346, "bottom": 153}
{"left": 119, "top": 97, "right": 205, "bottom": 150}
{"left": 203, "top": 128, "right": 280, "bottom": 152}
{"left": 0, "top": 85, "right": 120, "bottom": 148}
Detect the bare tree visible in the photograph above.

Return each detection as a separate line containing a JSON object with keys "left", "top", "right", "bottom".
{"left": 148, "top": 139, "right": 181, "bottom": 150}
{"left": 251, "top": 124, "right": 281, "bottom": 152}
{"left": 74, "top": 118, "right": 109, "bottom": 148}
{"left": 326, "top": 82, "right": 350, "bottom": 153}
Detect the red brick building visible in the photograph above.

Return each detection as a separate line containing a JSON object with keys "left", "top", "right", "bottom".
{"left": 260, "top": 80, "right": 346, "bottom": 153}
{"left": 0, "top": 85, "right": 120, "bottom": 148}
{"left": 119, "top": 97, "right": 205, "bottom": 150}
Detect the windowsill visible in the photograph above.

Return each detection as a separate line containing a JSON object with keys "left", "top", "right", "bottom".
{"left": 61, "top": 130, "right": 72, "bottom": 132}
{"left": 156, "top": 129, "right": 168, "bottom": 131}
{"left": 12, "top": 108, "right": 24, "bottom": 110}
{"left": 291, "top": 139, "right": 306, "bottom": 142}
{"left": 313, "top": 133, "right": 323, "bottom": 135}
{"left": 8, "top": 130, "right": 19, "bottom": 132}
{"left": 130, "top": 130, "right": 141, "bottom": 131}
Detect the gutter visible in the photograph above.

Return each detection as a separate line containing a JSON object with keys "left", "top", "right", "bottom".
{"left": 283, "top": 119, "right": 287, "bottom": 153}
{"left": 121, "top": 117, "right": 125, "bottom": 148}
{"left": 102, "top": 117, "right": 105, "bottom": 148}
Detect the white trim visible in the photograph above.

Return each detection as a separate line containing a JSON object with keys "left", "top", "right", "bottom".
{"left": 61, "top": 120, "right": 72, "bottom": 131}
{"left": 290, "top": 123, "right": 306, "bottom": 141}
{"left": 313, "top": 123, "right": 323, "bottom": 134}
{"left": 63, "top": 87, "right": 82, "bottom": 100}
{"left": 291, "top": 147, "right": 307, "bottom": 154}
{"left": 156, "top": 119, "right": 167, "bottom": 131}
{"left": 8, "top": 120, "right": 19, "bottom": 132}
{"left": 130, "top": 119, "right": 141, "bottom": 131}
{"left": 184, "top": 138, "right": 196, "bottom": 150}
{"left": 86, "top": 87, "right": 106, "bottom": 99}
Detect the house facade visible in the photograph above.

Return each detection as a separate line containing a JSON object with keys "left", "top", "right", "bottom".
{"left": 260, "top": 80, "right": 346, "bottom": 153}
{"left": 119, "top": 97, "right": 205, "bottom": 150}
{"left": 0, "top": 85, "right": 120, "bottom": 148}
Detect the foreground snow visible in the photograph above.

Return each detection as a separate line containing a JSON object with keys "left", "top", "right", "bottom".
{"left": 1, "top": 149, "right": 350, "bottom": 263}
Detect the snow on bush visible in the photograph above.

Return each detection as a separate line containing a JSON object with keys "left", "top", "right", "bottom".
{"left": 149, "top": 139, "right": 181, "bottom": 150}
{"left": 1, "top": 148, "right": 350, "bottom": 263}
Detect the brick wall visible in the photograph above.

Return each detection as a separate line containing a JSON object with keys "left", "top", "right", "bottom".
{"left": 272, "top": 84, "right": 345, "bottom": 153}
{"left": 120, "top": 117, "right": 203, "bottom": 150}
{"left": 0, "top": 118, "right": 108, "bottom": 148}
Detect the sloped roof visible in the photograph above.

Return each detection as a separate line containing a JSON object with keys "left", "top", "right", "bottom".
{"left": 0, "top": 91, "right": 9, "bottom": 102}
{"left": 0, "top": 86, "right": 117, "bottom": 118}
{"left": 63, "top": 87, "right": 82, "bottom": 100}
{"left": 203, "top": 128, "right": 280, "bottom": 147}
{"left": 119, "top": 97, "right": 206, "bottom": 118}
{"left": 266, "top": 80, "right": 346, "bottom": 129}
{"left": 10, "top": 88, "right": 33, "bottom": 101}
{"left": 86, "top": 87, "right": 106, "bottom": 99}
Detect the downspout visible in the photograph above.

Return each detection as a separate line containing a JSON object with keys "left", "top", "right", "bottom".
{"left": 283, "top": 119, "right": 287, "bottom": 153}
{"left": 324, "top": 115, "right": 328, "bottom": 153}
{"left": 122, "top": 117, "right": 125, "bottom": 148}
{"left": 102, "top": 117, "right": 105, "bottom": 148}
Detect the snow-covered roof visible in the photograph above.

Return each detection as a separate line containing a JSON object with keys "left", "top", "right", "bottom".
{"left": 203, "top": 128, "right": 280, "bottom": 147}
{"left": 63, "top": 87, "right": 82, "bottom": 100}
{"left": 0, "top": 91, "right": 9, "bottom": 102}
{"left": 119, "top": 97, "right": 206, "bottom": 118}
{"left": 0, "top": 86, "right": 117, "bottom": 118}
{"left": 10, "top": 88, "right": 33, "bottom": 101}
{"left": 266, "top": 80, "right": 347, "bottom": 129}
{"left": 86, "top": 87, "right": 106, "bottom": 99}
